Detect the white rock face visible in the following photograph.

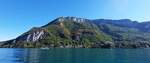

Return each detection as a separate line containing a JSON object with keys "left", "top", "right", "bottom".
{"left": 73, "top": 18, "right": 77, "bottom": 21}
{"left": 26, "top": 34, "right": 31, "bottom": 42}
{"left": 13, "top": 40, "right": 16, "bottom": 43}
{"left": 57, "top": 17, "right": 88, "bottom": 23}
{"left": 28, "top": 30, "right": 45, "bottom": 42}
{"left": 68, "top": 17, "right": 86, "bottom": 22}
{"left": 76, "top": 18, "right": 85, "bottom": 23}
{"left": 33, "top": 30, "right": 44, "bottom": 42}
{"left": 58, "top": 17, "right": 64, "bottom": 22}
{"left": 16, "top": 29, "right": 46, "bottom": 42}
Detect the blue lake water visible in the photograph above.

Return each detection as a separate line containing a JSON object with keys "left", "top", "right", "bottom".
{"left": 0, "top": 48, "right": 150, "bottom": 63}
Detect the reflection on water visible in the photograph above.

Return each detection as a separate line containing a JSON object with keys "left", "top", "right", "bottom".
{"left": 0, "top": 48, "right": 150, "bottom": 63}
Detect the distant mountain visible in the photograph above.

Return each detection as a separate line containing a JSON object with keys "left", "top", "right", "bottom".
{"left": 1, "top": 16, "right": 150, "bottom": 48}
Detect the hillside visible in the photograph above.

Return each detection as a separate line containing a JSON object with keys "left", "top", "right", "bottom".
{"left": 1, "top": 17, "right": 150, "bottom": 48}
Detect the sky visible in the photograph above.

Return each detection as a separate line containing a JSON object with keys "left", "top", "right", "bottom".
{"left": 0, "top": 0, "right": 150, "bottom": 41}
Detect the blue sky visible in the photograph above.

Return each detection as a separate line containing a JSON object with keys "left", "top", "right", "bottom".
{"left": 0, "top": 0, "right": 150, "bottom": 41}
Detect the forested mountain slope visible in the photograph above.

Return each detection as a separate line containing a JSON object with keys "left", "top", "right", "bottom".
{"left": 1, "top": 17, "right": 150, "bottom": 48}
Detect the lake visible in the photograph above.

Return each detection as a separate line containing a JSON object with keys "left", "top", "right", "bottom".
{"left": 0, "top": 48, "right": 150, "bottom": 63}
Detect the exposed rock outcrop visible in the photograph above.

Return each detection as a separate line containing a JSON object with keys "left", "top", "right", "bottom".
{"left": 13, "top": 27, "right": 50, "bottom": 43}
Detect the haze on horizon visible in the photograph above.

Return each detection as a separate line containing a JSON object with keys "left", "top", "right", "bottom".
{"left": 0, "top": 0, "right": 150, "bottom": 41}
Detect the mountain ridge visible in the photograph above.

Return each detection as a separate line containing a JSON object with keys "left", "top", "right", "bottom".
{"left": 1, "top": 16, "right": 150, "bottom": 48}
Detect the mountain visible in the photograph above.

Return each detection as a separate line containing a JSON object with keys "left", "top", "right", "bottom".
{"left": 1, "top": 16, "right": 150, "bottom": 48}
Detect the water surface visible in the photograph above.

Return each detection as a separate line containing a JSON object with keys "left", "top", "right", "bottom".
{"left": 0, "top": 48, "right": 150, "bottom": 63}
